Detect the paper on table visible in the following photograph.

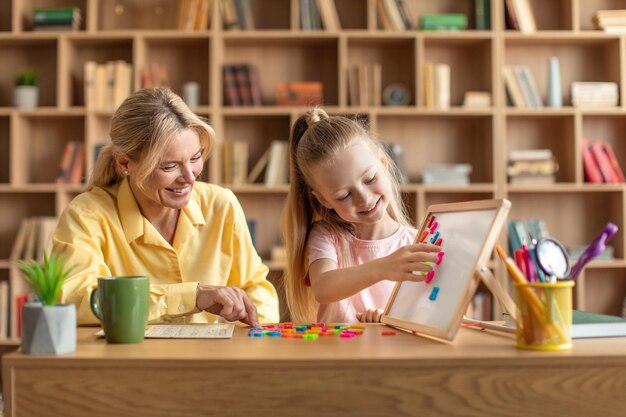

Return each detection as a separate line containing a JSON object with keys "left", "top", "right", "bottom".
{"left": 96, "top": 323, "right": 235, "bottom": 339}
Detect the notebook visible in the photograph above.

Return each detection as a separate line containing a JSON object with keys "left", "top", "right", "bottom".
{"left": 572, "top": 310, "right": 626, "bottom": 339}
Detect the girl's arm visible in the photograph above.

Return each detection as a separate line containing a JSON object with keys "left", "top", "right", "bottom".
{"left": 308, "top": 243, "right": 441, "bottom": 304}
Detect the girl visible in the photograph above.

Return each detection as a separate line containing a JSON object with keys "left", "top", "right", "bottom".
{"left": 282, "top": 109, "right": 441, "bottom": 323}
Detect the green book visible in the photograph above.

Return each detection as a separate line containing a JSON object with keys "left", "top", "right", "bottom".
{"left": 420, "top": 14, "right": 468, "bottom": 31}
{"left": 473, "top": 0, "right": 491, "bottom": 30}
{"left": 572, "top": 310, "right": 626, "bottom": 339}
{"left": 33, "top": 7, "right": 78, "bottom": 25}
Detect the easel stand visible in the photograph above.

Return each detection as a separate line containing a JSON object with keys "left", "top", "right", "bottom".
{"left": 461, "top": 266, "right": 517, "bottom": 334}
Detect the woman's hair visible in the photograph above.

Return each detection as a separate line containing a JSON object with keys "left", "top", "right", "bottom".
{"left": 281, "top": 108, "right": 410, "bottom": 322}
{"left": 89, "top": 87, "right": 215, "bottom": 190}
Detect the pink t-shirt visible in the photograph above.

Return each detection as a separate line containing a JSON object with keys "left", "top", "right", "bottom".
{"left": 306, "top": 222, "right": 417, "bottom": 323}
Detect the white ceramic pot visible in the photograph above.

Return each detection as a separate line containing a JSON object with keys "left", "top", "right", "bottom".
{"left": 21, "top": 302, "right": 76, "bottom": 355}
{"left": 14, "top": 85, "right": 39, "bottom": 109}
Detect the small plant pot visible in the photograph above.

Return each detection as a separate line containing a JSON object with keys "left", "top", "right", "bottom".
{"left": 21, "top": 302, "right": 76, "bottom": 355}
{"left": 14, "top": 85, "right": 39, "bottom": 109}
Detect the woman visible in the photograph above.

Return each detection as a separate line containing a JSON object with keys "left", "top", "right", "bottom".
{"left": 54, "top": 88, "right": 278, "bottom": 327}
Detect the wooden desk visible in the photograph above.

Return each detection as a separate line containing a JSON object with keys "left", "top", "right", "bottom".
{"left": 3, "top": 325, "right": 626, "bottom": 417}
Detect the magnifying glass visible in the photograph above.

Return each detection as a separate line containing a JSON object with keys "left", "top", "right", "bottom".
{"left": 535, "top": 237, "right": 571, "bottom": 282}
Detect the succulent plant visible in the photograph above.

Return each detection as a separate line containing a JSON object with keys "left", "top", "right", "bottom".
{"left": 18, "top": 251, "right": 71, "bottom": 306}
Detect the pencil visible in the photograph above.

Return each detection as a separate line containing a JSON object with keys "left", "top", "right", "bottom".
{"left": 495, "top": 245, "right": 566, "bottom": 342}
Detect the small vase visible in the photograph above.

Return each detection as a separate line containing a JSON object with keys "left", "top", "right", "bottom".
{"left": 547, "top": 56, "right": 562, "bottom": 108}
{"left": 14, "top": 85, "right": 39, "bottom": 109}
{"left": 21, "top": 302, "right": 76, "bottom": 355}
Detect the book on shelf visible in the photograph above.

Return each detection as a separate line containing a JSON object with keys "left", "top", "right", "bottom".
{"left": 600, "top": 140, "right": 626, "bottom": 182}
{"left": 394, "top": 0, "right": 414, "bottom": 30}
{"left": 264, "top": 141, "right": 289, "bottom": 185}
{"left": 378, "top": 0, "right": 406, "bottom": 31}
{"left": 590, "top": 140, "right": 622, "bottom": 183}
{"left": 85, "top": 60, "right": 133, "bottom": 111}
{"left": 348, "top": 64, "right": 381, "bottom": 107}
{"left": 56, "top": 141, "right": 85, "bottom": 185}
{"left": 223, "top": 64, "right": 262, "bottom": 106}
{"left": 568, "top": 244, "right": 614, "bottom": 262}
{"left": 316, "top": 0, "right": 341, "bottom": 31}
{"left": 503, "top": 0, "right": 519, "bottom": 30}
{"left": 572, "top": 310, "right": 626, "bottom": 339}
{"left": 422, "top": 62, "right": 451, "bottom": 109}
{"left": 222, "top": 141, "right": 249, "bottom": 186}
{"left": 300, "top": 0, "right": 323, "bottom": 30}
{"left": 234, "top": 0, "right": 255, "bottom": 30}
{"left": 473, "top": 0, "right": 491, "bottom": 30}
{"left": 502, "top": 66, "right": 527, "bottom": 108}
{"left": 178, "top": 0, "right": 199, "bottom": 30}
{"left": 419, "top": 14, "right": 468, "bottom": 31}
{"left": 582, "top": 138, "right": 603, "bottom": 183}
{"left": 593, "top": 9, "right": 626, "bottom": 32}
{"left": 509, "top": 0, "right": 536, "bottom": 33}
{"left": 247, "top": 148, "right": 270, "bottom": 184}
{"left": 33, "top": 7, "right": 81, "bottom": 31}
{"left": 513, "top": 65, "right": 542, "bottom": 108}
{"left": 0, "top": 281, "right": 8, "bottom": 340}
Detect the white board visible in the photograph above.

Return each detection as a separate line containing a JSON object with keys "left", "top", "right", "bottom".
{"left": 382, "top": 199, "right": 511, "bottom": 340}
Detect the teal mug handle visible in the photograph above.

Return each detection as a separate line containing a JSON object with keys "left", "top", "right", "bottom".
{"left": 90, "top": 287, "right": 103, "bottom": 321}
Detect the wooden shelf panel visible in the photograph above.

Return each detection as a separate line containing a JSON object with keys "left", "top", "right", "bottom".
{"left": 580, "top": 269, "right": 626, "bottom": 315}
{"left": 96, "top": 0, "right": 180, "bottom": 31}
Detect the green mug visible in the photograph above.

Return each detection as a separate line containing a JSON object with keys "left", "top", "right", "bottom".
{"left": 90, "top": 276, "right": 150, "bottom": 343}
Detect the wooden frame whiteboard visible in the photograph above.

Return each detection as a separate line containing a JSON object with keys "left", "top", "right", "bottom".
{"left": 381, "top": 199, "right": 511, "bottom": 341}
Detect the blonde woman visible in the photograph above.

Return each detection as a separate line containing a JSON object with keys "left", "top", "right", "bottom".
{"left": 55, "top": 88, "right": 278, "bottom": 326}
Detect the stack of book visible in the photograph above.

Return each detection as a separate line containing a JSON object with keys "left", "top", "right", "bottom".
{"left": 377, "top": 0, "right": 413, "bottom": 30}
{"left": 423, "top": 62, "right": 451, "bottom": 109}
{"left": 421, "top": 164, "right": 472, "bottom": 185}
{"left": 571, "top": 82, "right": 619, "bottom": 108}
{"left": 84, "top": 60, "right": 133, "bottom": 111}
{"left": 593, "top": 9, "right": 626, "bottom": 33}
{"left": 33, "top": 7, "right": 81, "bottom": 31}
{"left": 223, "top": 64, "right": 262, "bottom": 106}
{"left": 348, "top": 64, "right": 381, "bottom": 107}
{"left": 502, "top": 65, "right": 542, "bottom": 108}
{"left": 419, "top": 14, "right": 467, "bottom": 31}
{"left": 507, "top": 148, "right": 557, "bottom": 185}
{"left": 582, "top": 139, "right": 625, "bottom": 184}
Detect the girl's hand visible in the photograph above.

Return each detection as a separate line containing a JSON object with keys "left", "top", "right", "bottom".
{"left": 375, "top": 243, "right": 441, "bottom": 282}
{"left": 356, "top": 308, "right": 383, "bottom": 323}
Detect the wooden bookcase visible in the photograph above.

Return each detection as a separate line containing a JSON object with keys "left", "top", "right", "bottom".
{"left": 2, "top": 0, "right": 626, "bottom": 339}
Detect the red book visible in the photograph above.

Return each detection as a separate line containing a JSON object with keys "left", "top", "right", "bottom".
{"left": 591, "top": 140, "right": 618, "bottom": 183}
{"left": 582, "top": 138, "right": 603, "bottom": 183}
{"left": 600, "top": 140, "right": 626, "bottom": 183}
{"left": 17, "top": 294, "right": 28, "bottom": 337}
{"left": 234, "top": 65, "right": 252, "bottom": 106}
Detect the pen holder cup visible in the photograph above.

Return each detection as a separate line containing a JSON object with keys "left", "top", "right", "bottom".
{"left": 514, "top": 281, "right": 574, "bottom": 351}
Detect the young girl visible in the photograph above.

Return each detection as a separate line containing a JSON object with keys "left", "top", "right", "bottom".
{"left": 282, "top": 109, "right": 441, "bottom": 323}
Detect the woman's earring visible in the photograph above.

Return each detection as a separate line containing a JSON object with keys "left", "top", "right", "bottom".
{"left": 124, "top": 170, "right": 129, "bottom": 176}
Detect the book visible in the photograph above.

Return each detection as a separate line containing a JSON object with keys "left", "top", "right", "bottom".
{"left": 510, "top": 0, "right": 536, "bottom": 33}
{"left": 420, "top": 14, "right": 468, "bottom": 31}
{"left": 590, "top": 140, "right": 618, "bottom": 183}
{"left": 581, "top": 139, "right": 603, "bottom": 183}
{"left": 434, "top": 63, "right": 450, "bottom": 109}
{"left": 514, "top": 65, "right": 542, "bottom": 107}
{"left": 473, "top": 0, "right": 491, "bottom": 30}
{"left": 502, "top": 66, "right": 526, "bottom": 108}
{"left": 247, "top": 148, "right": 270, "bottom": 183}
{"left": 462, "top": 91, "right": 491, "bottom": 108}
{"left": 600, "top": 141, "right": 626, "bottom": 182}
{"left": 316, "top": 0, "right": 341, "bottom": 31}
{"left": 222, "top": 65, "right": 241, "bottom": 106}
{"left": 572, "top": 310, "right": 626, "bottom": 339}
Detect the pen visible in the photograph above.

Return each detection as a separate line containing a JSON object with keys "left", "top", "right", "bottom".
{"left": 495, "top": 245, "right": 565, "bottom": 341}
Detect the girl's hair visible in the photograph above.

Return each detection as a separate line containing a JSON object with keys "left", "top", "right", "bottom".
{"left": 281, "top": 108, "right": 410, "bottom": 322}
{"left": 90, "top": 87, "right": 215, "bottom": 190}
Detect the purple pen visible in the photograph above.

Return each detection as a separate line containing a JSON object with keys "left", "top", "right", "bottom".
{"left": 569, "top": 222, "right": 618, "bottom": 281}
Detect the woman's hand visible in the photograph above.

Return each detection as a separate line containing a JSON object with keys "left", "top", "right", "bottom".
{"left": 196, "top": 284, "right": 259, "bottom": 327}
{"left": 356, "top": 308, "right": 383, "bottom": 323}
{"left": 374, "top": 243, "right": 442, "bottom": 282}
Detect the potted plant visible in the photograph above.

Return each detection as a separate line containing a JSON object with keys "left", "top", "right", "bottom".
{"left": 18, "top": 251, "right": 76, "bottom": 355}
{"left": 14, "top": 68, "right": 39, "bottom": 109}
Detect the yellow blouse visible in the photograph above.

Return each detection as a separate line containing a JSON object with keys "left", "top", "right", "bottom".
{"left": 54, "top": 178, "right": 279, "bottom": 325}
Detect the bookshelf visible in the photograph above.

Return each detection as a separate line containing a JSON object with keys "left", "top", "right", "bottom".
{"left": 2, "top": 0, "right": 626, "bottom": 339}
